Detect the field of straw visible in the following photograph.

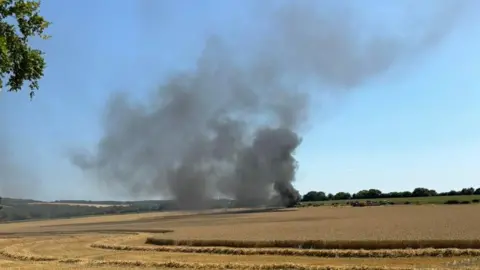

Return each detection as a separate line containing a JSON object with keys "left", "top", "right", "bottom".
{"left": 0, "top": 204, "right": 479, "bottom": 269}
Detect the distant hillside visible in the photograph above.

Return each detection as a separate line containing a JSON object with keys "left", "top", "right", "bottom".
{"left": 53, "top": 200, "right": 131, "bottom": 205}
{"left": 0, "top": 197, "right": 234, "bottom": 223}
{"left": 0, "top": 197, "right": 42, "bottom": 206}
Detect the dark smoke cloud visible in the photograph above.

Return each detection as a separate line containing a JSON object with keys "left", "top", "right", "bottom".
{"left": 70, "top": 1, "right": 467, "bottom": 209}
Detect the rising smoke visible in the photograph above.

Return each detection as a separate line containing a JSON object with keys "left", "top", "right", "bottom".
{"left": 70, "top": 1, "right": 468, "bottom": 209}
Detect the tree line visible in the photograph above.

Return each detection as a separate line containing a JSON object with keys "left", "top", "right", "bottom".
{"left": 301, "top": 187, "right": 480, "bottom": 202}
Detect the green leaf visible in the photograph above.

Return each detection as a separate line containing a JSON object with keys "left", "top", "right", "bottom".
{"left": 0, "top": 0, "right": 50, "bottom": 99}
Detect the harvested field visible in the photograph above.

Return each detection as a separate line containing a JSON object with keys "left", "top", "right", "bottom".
{"left": 0, "top": 205, "right": 478, "bottom": 269}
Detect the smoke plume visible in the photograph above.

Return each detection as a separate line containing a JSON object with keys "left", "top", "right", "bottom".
{"left": 70, "top": 1, "right": 466, "bottom": 209}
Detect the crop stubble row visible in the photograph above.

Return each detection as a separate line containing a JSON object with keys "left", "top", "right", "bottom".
{"left": 1, "top": 235, "right": 470, "bottom": 270}
{"left": 145, "top": 238, "right": 480, "bottom": 250}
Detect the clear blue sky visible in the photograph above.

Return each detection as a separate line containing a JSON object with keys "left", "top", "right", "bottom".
{"left": 0, "top": 0, "right": 479, "bottom": 200}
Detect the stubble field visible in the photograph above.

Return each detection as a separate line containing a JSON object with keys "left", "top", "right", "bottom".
{"left": 0, "top": 204, "right": 479, "bottom": 269}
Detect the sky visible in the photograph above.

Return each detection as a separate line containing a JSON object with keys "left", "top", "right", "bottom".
{"left": 0, "top": 0, "right": 479, "bottom": 201}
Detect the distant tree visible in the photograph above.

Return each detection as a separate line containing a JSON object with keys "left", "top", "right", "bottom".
{"left": 303, "top": 186, "right": 479, "bottom": 204}
{"left": 353, "top": 190, "right": 368, "bottom": 199}
{"left": 333, "top": 192, "right": 351, "bottom": 200}
{"left": 317, "top": 191, "right": 328, "bottom": 201}
{"left": 367, "top": 189, "right": 382, "bottom": 198}
{"left": 460, "top": 187, "right": 475, "bottom": 195}
{"left": 412, "top": 188, "right": 431, "bottom": 197}
{"left": 446, "top": 190, "right": 459, "bottom": 196}
{"left": 385, "top": 192, "right": 401, "bottom": 198}
{"left": 302, "top": 191, "right": 327, "bottom": 202}
{"left": 354, "top": 189, "right": 382, "bottom": 199}
{"left": 0, "top": 0, "right": 51, "bottom": 99}
{"left": 301, "top": 191, "right": 315, "bottom": 202}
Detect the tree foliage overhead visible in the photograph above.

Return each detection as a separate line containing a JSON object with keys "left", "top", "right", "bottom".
{"left": 0, "top": 0, "right": 50, "bottom": 99}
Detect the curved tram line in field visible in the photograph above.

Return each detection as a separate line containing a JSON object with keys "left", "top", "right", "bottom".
{"left": 0, "top": 231, "right": 478, "bottom": 269}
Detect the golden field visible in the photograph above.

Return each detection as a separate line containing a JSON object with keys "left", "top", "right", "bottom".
{"left": 0, "top": 205, "right": 479, "bottom": 269}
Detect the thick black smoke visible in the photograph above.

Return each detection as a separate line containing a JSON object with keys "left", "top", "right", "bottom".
{"left": 70, "top": 2, "right": 467, "bottom": 209}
